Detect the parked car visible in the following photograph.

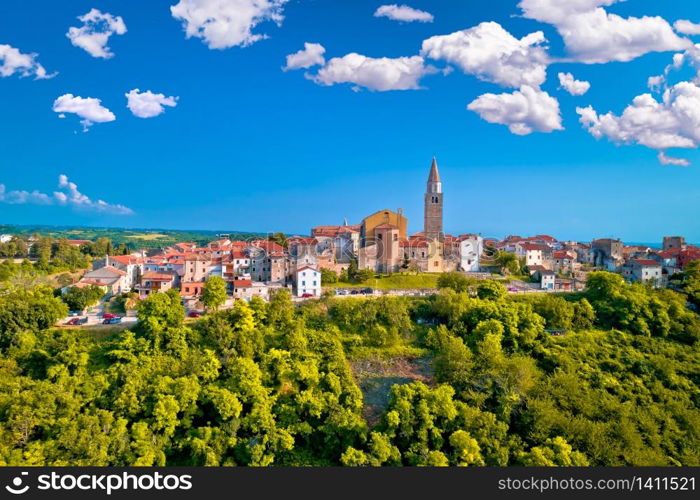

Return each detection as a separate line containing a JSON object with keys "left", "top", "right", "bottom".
{"left": 77, "top": 317, "right": 88, "bottom": 325}
{"left": 102, "top": 313, "right": 117, "bottom": 319}
{"left": 65, "top": 317, "right": 80, "bottom": 325}
{"left": 301, "top": 293, "right": 315, "bottom": 298}
{"left": 335, "top": 290, "right": 347, "bottom": 295}
{"left": 188, "top": 311, "right": 202, "bottom": 318}
{"left": 363, "top": 288, "right": 374, "bottom": 294}
{"left": 507, "top": 287, "right": 519, "bottom": 292}
{"left": 102, "top": 317, "right": 122, "bottom": 324}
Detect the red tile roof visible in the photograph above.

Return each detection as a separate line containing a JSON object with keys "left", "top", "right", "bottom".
{"left": 233, "top": 281, "right": 253, "bottom": 289}
{"left": 252, "top": 239, "right": 285, "bottom": 253}
{"left": 552, "top": 251, "right": 574, "bottom": 260}
{"left": 142, "top": 271, "right": 176, "bottom": 281}
{"left": 109, "top": 255, "right": 142, "bottom": 265}
{"left": 519, "top": 243, "right": 548, "bottom": 251}
{"left": 296, "top": 266, "right": 319, "bottom": 273}
{"left": 634, "top": 259, "right": 661, "bottom": 267}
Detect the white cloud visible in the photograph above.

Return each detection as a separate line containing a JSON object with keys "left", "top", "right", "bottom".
{"left": 518, "top": 0, "right": 690, "bottom": 63}
{"left": 421, "top": 22, "right": 549, "bottom": 88}
{"left": 0, "top": 175, "right": 133, "bottom": 215}
{"left": 0, "top": 44, "right": 55, "bottom": 79}
{"left": 467, "top": 85, "right": 563, "bottom": 135}
{"left": 674, "top": 20, "right": 700, "bottom": 36}
{"left": 374, "top": 4, "right": 434, "bottom": 23}
{"left": 283, "top": 42, "right": 325, "bottom": 71}
{"left": 52, "top": 94, "right": 116, "bottom": 131}
{"left": 310, "top": 53, "right": 437, "bottom": 91}
{"left": 577, "top": 81, "right": 700, "bottom": 165}
{"left": 658, "top": 152, "right": 690, "bottom": 167}
{"left": 170, "top": 0, "right": 288, "bottom": 49}
{"left": 125, "top": 89, "right": 179, "bottom": 118}
{"left": 557, "top": 72, "right": 590, "bottom": 95}
{"left": 66, "top": 9, "right": 127, "bottom": 59}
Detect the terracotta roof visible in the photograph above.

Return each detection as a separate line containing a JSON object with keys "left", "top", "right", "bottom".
{"left": 519, "top": 243, "right": 548, "bottom": 251}
{"left": 233, "top": 279, "right": 253, "bottom": 288}
{"left": 296, "top": 266, "right": 319, "bottom": 273}
{"left": 252, "top": 239, "right": 285, "bottom": 253}
{"left": 553, "top": 251, "right": 574, "bottom": 260}
{"left": 109, "top": 255, "right": 142, "bottom": 265}
{"left": 532, "top": 235, "right": 557, "bottom": 242}
{"left": 634, "top": 259, "right": 661, "bottom": 267}
{"left": 67, "top": 239, "right": 91, "bottom": 245}
{"left": 142, "top": 271, "right": 176, "bottom": 281}
{"left": 657, "top": 250, "right": 678, "bottom": 259}
{"left": 400, "top": 237, "right": 429, "bottom": 248}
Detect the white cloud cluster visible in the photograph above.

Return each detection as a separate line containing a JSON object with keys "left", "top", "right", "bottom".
{"left": 52, "top": 94, "right": 116, "bottom": 131}
{"left": 126, "top": 89, "right": 179, "bottom": 118}
{"left": 0, "top": 175, "right": 133, "bottom": 214}
{"left": 558, "top": 72, "right": 590, "bottom": 95}
{"left": 674, "top": 20, "right": 700, "bottom": 36}
{"left": 66, "top": 8, "right": 127, "bottom": 58}
{"left": 310, "top": 53, "right": 436, "bottom": 91}
{"left": 421, "top": 22, "right": 548, "bottom": 88}
{"left": 0, "top": 44, "right": 54, "bottom": 79}
{"left": 647, "top": 44, "right": 700, "bottom": 92}
{"left": 576, "top": 82, "right": 700, "bottom": 165}
{"left": 467, "top": 85, "right": 563, "bottom": 135}
{"left": 374, "top": 4, "right": 434, "bottom": 23}
{"left": 283, "top": 42, "right": 326, "bottom": 71}
{"left": 658, "top": 151, "right": 690, "bottom": 167}
{"left": 171, "top": 0, "right": 288, "bottom": 49}
{"left": 518, "top": 0, "right": 690, "bottom": 63}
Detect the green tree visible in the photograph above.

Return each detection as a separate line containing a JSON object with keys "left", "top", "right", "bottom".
{"left": 437, "top": 272, "right": 476, "bottom": 294}
{"left": 201, "top": 276, "right": 227, "bottom": 312}
{"left": 477, "top": 280, "right": 506, "bottom": 300}
{"left": 320, "top": 268, "right": 338, "bottom": 284}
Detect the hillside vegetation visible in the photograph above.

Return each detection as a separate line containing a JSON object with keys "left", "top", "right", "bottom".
{"left": 0, "top": 272, "right": 697, "bottom": 466}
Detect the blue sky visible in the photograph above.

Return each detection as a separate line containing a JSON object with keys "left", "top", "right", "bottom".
{"left": 1, "top": 0, "right": 700, "bottom": 242}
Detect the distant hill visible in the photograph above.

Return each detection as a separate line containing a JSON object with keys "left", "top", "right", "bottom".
{"left": 0, "top": 224, "right": 267, "bottom": 249}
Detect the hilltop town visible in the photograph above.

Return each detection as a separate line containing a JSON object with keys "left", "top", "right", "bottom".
{"left": 1, "top": 158, "right": 698, "bottom": 316}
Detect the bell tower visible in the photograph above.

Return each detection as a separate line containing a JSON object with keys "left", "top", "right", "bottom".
{"left": 424, "top": 157, "right": 443, "bottom": 241}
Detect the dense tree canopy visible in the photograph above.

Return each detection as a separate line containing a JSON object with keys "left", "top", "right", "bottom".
{"left": 0, "top": 272, "right": 697, "bottom": 466}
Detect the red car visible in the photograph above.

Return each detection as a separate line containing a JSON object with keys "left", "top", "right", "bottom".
{"left": 102, "top": 313, "right": 117, "bottom": 319}
{"left": 65, "top": 317, "right": 80, "bottom": 325}
{"left": 301, "top": 293, "right": 315, "bottom": 298}
{"left": 188, "top": 311, "right": 202, "bottom": 318}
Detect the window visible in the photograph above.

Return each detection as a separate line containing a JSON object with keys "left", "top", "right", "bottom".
{"left": 313, "top": 281, "right": 317, "bottom": 286}
{"left": 302, "top": 281, "right": 306, "bottom": 286}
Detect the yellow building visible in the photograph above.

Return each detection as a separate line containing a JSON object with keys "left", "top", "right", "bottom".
{"left": 360, "top": 208, "right": 408, "bottom": 247}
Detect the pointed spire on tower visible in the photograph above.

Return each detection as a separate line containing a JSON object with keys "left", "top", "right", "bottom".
{"left": 343, "top": 217, "right": 349, "bottom": 227}
{"left": 427, "top": 157, "right": 441, "bottom": 183}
